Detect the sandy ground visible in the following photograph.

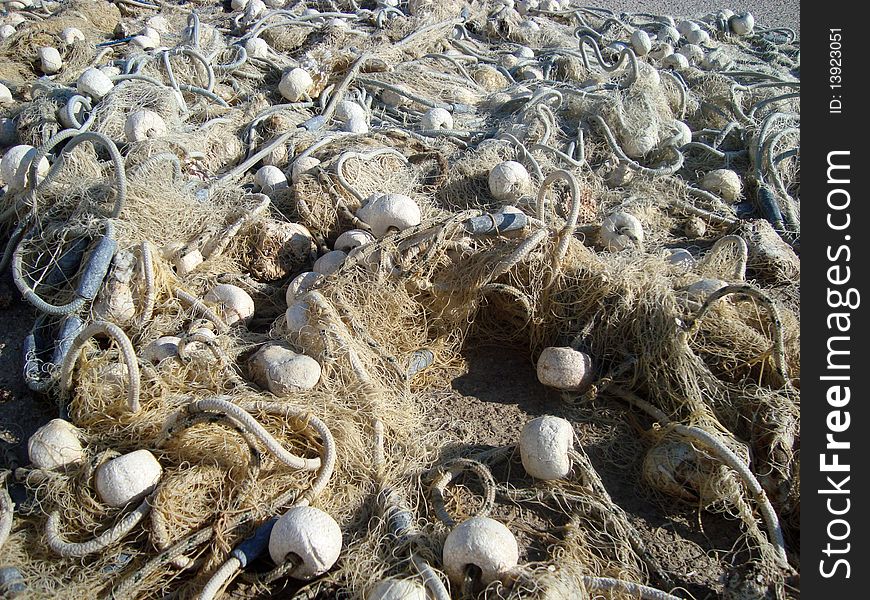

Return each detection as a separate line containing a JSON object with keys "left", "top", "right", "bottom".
{"left": 602, "top": 0, "right": 799, "bottom": 33}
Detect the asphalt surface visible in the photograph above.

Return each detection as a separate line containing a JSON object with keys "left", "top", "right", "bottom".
{"left": 597, "top": 1, "right": 800, "bottom": 34}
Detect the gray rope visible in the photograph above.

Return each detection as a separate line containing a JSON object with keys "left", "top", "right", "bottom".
{"left": 591, "top": 115, "right": 684, "bottom": 176}
{"left": 46, "top": 496, "right": 152, "bottom": 557}
{"left": 59, "top": 320, "right": 141, "bottom": 412}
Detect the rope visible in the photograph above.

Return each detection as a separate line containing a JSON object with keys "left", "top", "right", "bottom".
{"left": 46, "top": 496, "right": 152, "bottom": 558}
{"left": 180, "top": 397, "right": 322, "bottom": 472}
{"left": 610, "top": 386, "right": 789, "bottom": 567}
{"left": 429, "top": 458, "right": 497, "bottom": 527}
{"left": 591, "top": 115, "right": 685, "bottom": 176}
{"left": 683, "top": 284, "right": 790, "bottom": 386}
{"left": 59, "top": 320, "right": 141, "bottom": 412}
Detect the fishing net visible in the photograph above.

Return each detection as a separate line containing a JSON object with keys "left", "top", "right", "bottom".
{"left": 0, "top": 1, "right": 800, "bottom": 599}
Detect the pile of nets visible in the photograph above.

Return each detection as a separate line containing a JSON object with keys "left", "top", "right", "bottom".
{"left": 0, "top": 1, "right": 799, "bottom": 599}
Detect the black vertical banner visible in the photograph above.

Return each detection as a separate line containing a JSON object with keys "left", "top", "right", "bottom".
{"left": 802, "top": 6, "right": 866, "bottom": 596}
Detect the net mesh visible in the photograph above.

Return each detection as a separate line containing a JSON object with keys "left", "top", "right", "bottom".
{"left": 1, "top": 1, "right": 800, "bottom": 599}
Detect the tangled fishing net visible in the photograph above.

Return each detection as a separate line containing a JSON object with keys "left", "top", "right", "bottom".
{"left": 1, "top": 1, "right": 799, "bottom": 599}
